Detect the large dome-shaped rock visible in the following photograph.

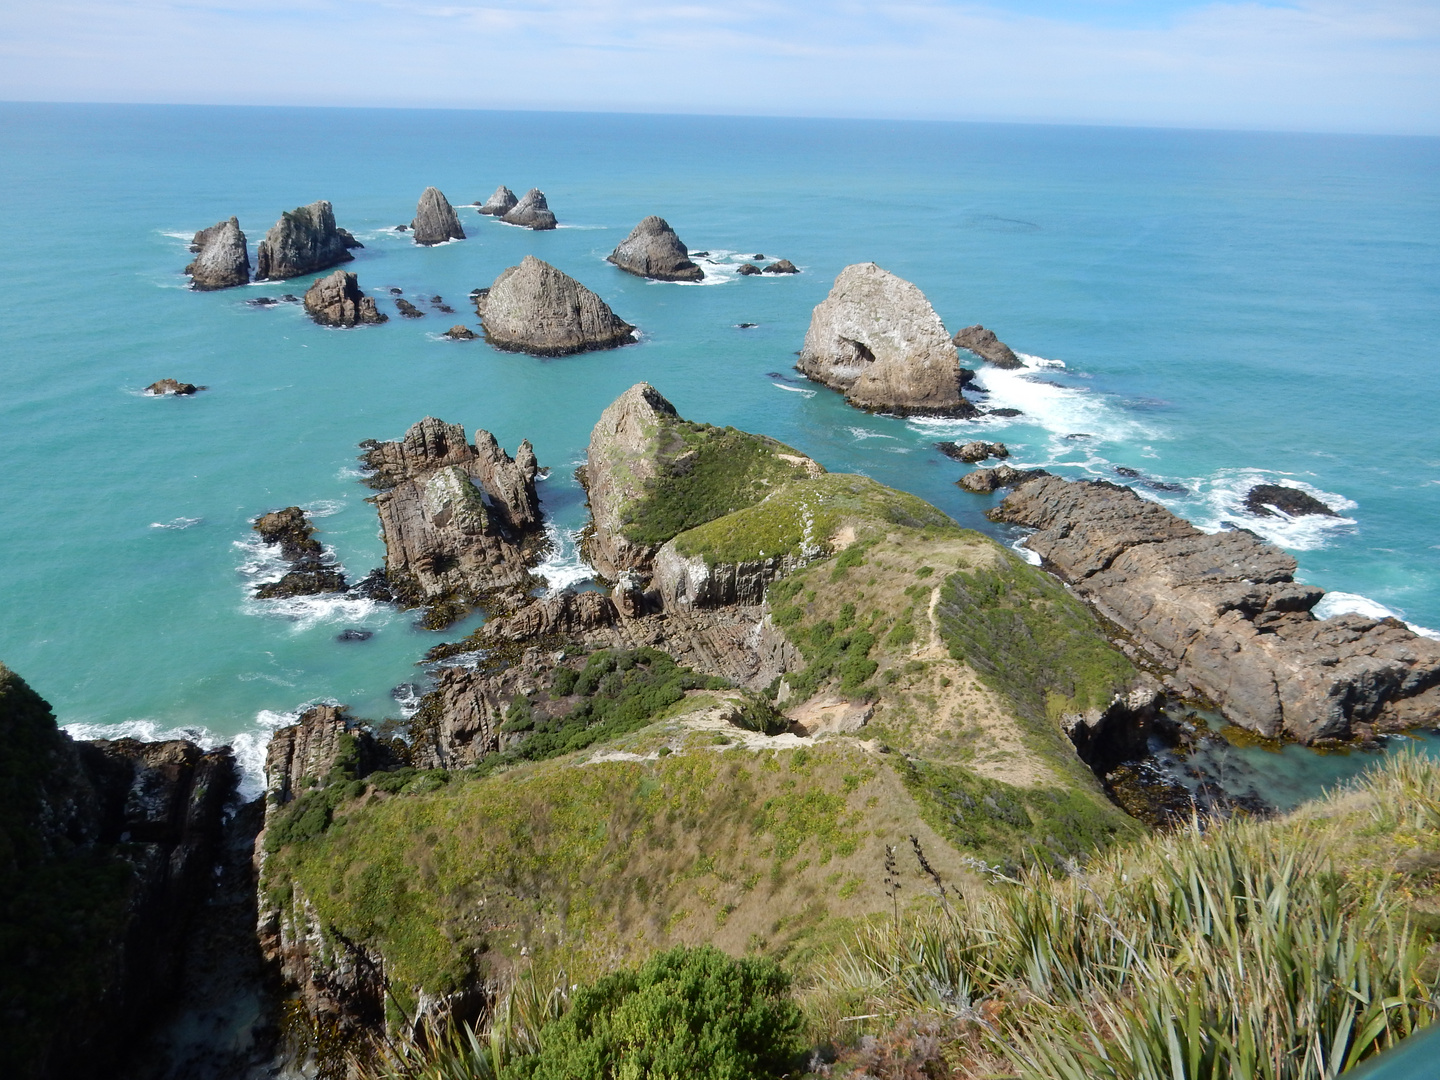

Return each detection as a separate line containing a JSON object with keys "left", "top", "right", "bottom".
{"left": 477, "top": 185, "right": 518, "bottom": 216}
{"left": 952, "top": 324, "right": 1022, "bottom": 369}
{"left": 501, "top": 188, "right": 558, "bottom": 230}
{"left": 475, "top": 255, "right": 634, "bottom": 356}
{"left": 797, "top": 263, "right": 975, "bottom": 417}
{"left": 184, "top": 216, "right": 250, "bottom": 289}
{"left": 254, "top": 200, "right": 362, "bottom": 281}
{"left": 303, "top": 270, "right": 387, "bottom": 327}
{"left": 411, "top": 186, "right": 465, "bottom": 245}
{"left": 607, "top": 216, "right": 703, "bottom": 282}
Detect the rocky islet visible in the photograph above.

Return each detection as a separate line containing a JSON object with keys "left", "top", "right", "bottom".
{"left": 608, "top": 216, "right": 704, "bottom": 282}
{"left": 952, "top": 323, "right": 1023, "bottom": 368}
{"left": 475, "top": 254, "right": 634, "bottom": 355}
{"left": 303, "top": 269, "right": 387, "bottom": 327}
{"left": 410, "top": 185, "right": 466, "bottom": 245}
{"left": 254, "top": 199, "right": 362, "bottom": 281}
{"left": 501, "top": 187, "right": 558, "bottom": 229}
{"left": 184, "top": 216, "right": 250, "bottom": 289}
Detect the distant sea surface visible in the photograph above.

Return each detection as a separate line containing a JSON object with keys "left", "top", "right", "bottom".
{"left": 2, "top": 103, "right": 1436, "bottom": 797}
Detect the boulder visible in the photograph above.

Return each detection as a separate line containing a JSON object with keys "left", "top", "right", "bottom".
{"left": 443, "top": 325, "right": 478, "bottom": 340}
{"left": 1244, "top": 484, "right": 1337, "bottom": 518}
{"left": 395, "top": 298, "right": 424, "bottom": 318}
{"left": 736, "top": 263, "right": 762, "bottom": 276}
{"left": 938, "top": 440, "right": 1008, "bottom": 463}
{"left": 254, "top": 200, "right": 362, "bottom": 281}
{"left": 184, "top": 216, "right": 250, "bottom": 290}
{"left": 251, "top": 506, "right": 348, "bottom": 598}
{"left": 607, "top": 216, "right": 704, "bottom": 282}
{"left": 145, "top": 379, "right": 201, "bottom": 396}
{"left": 501, "top": 188, "right": 557, "bottom": 230}
{"left": 990, "top": 476, "right": 1440, "bottom": 742}
{"left": 411, "top": 186, "right": 466, "bottom": 245}
{"left": 762, "top": 259, "right": 798, "bottom": 274}
{"left": 952, "top": 324, "right": 1023, "bottom": 369}
{"left": 477, "top": 185, "right": 518, "bottom": 216}
{"left": 958, "top": 464, "right": 1048, "bottom": 493}
{"left": 475, "top": 255, "right": 634, "bottom": 356}
{"left": 303, "top": 270, "right": 387, "bottom": 327}
{"left": 797, "top": 263, "right": 976, "bottom": 417}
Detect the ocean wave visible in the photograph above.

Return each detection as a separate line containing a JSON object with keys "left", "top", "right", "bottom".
{"left": 150, "top": 517, "right": 203, "bottom": 530}
{"left": 1181, "top": 469, "right": 1357, "bottom": 551}
{"left": 1313, "top": 591, "right": 1439, "bottom": 639}
{"left": 848, "top": 427, "right": 896, "bottom": 441}
{"left": 301, "top": 499, "right": 346, "bottom": 518}
{"left": 233, "top": 535, "right": 292, "bottom": 584}
{"left": 241, "top": 591, "right": 387, "bottom": 633}
{"left": 534, "top": 523, "right": 595, "bottom": 593}
{"left": 1010, "top": 536, "right": 1042, "bottom": 566}
{"left": 773, "top": 383, "right": 816, "bottom": 397}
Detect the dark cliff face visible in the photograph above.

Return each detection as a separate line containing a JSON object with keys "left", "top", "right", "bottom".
{"left": 0, "top": 663, "right": 240, "bottom": 1080}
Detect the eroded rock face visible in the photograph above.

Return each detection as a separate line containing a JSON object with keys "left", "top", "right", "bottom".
{"left": 185, "top": 217, "right": 251, "bottom": 290}
{"left": 303, "top": 270, "right": 387, "bottom": 327}
{"left": 254, "top": 200, "right": 361, "bottom": 281}
{"left": 501, "top": 188, "right": 557, "bottom": 230}
{"left": 608, "top": 216, "right": 704, "bottom": 282}
{"left": 360, "top": 417, "right": 544, "bottom": 614}
{"left": 797, "top": 263, "right": 975, "bottom": 417}
{"left": 952, "top": 324, "right": 1022, "bottom": 369}
{"left": 477, "top": 185, "right": 518, "bottom": 216}
{"left": 476, "top": 255, "right": 634, "bottom": 356}
{"left": 581, "top": 382, "right": 679, "bottom": 579}
{"left": 958, "top": 464, "right": 1047, "bottom": 493}
{"left": 991, "top": 476, "right": 1440, "bottom": 742}
{"left": 411, "top": 186, "right": 466, "bottom": 245}
{"left": 651, "top": 543, "right": 806, "bottom": 609}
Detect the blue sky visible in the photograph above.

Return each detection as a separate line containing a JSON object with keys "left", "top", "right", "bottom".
{"left": 1, "top": 1, "right": 1435, "bottom": 133}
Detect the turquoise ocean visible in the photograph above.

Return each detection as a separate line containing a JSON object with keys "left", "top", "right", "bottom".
{"left": 2, "top": 103, "right": 1436, "bottom": 805}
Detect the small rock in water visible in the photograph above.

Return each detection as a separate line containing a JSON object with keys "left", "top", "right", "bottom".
{"left": 390, "top": 287, "right": 404, "bottom": 295}
{"left": 751, "top": 254, "right": 766, "bottom": 260}
{"left": 337, "top": 628, "right": 373, "bottom": 642}
{"left": 1064, "top": 432, "right": 1093, "bottom": 439}
{"left": 1244, "top": 484, "right": 1337, "bottom": 518}
{"left": 395, "top": 298, "right": 425, "bottom": 318}
{"left": 146, "top": 378, "right": 202, "bottom": 396}
{"left": 394, "top": 225, "right": 408, "bottom": 232}
{"left": 736, "top": 263, "right": 762, "bottom": 276}
{"left": 690, "top": 250, "right": 710, "bottom": 258}
{"left": 443, "top": 325, "right": 478, "bottom": 340}
{"left": 247, "top": 297, "right": 278, "bottom": 307}
{"left": 957, "top": 464, "right": 1049, "bottom": 494}
{"left": 431, "top": 295, "right": 443, "bottom": 303}
{"left": 986, "top": 407, "right": 1023, "bottom": 417}
{"left": 1114, "top": 466, "right": 1142, "bottom": 479}
{"left": 738, "top": 323, "right": 758, "bottom": 329}
{"left": 762, "top": 259, "right": 799, "bottom": 274}
{"left": 937, "top": 440, "right": 1009, "bottom": 463}
{"left": 280, "top": 294, "right": 300, "bottom": 303}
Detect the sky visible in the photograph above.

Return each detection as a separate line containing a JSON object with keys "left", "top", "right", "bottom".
{"left": 0, "top": 0, "right": 1435, "bottom": 134}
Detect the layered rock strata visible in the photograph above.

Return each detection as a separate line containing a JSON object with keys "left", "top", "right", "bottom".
{"left": 952, "top": 324, "right": 1022, "bottom": 369}
{"left": 607, "top": 216, "right": 704, "bottom": 282}
{"left": 411, "top": 186, "right": 466, "bottom": 245}
{"left": 303, "top": 270, "right": 387, "bottom": 327}
{"left": 501, "top": 188, "right": 557, "bottom": 230}
{"left": 991, "top": 476, "right": 1440, "bottom": 742}
{"left": 477, "top": 185, "right": 518, "bottom": 216}
{"left": 798, "top": 263, "right": 976, "bottom": 417}
{"left": 254, "top": 200, "right": 361, "bottom": 281}
{"left": 359, "top": 417, "right": 544, "bottom": 618}
{"left": 476, "top": 255, "right": 634, "bottom": 356}
{"left": 185, "top": 216, "right": 251, "bottom": 289}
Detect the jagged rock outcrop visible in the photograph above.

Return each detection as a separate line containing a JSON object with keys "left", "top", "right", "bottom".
{"left": 396, "top": 298, "right": 424, "bottom": 318}
{"left": 484, "top": 590, "right": 619, "bottom": 642}
{"left": 1, "top": 663, "right": 237, "bottom": 1080}
{"left": 500, "top": 188, "right": 557, "bottom": 230}
{"left": 443, "top": 325, "right": 477, "bottom": 340}
{"left": 582, "top": 383, "right": 680, "bottom": 578}
{"left": 763, "top": 259, "right": 799, "bottom": 274}
{"left": 359, "top": 417, "right": 544, "bottom": 617}
{"left": 938, "top": 440, "right": 1008, "bottom": 463}
{"left": 303, "top": 270, "right": 387, "bottom": 327}
{"left": 254, "top": 200, "right": 361, "bottom": 281}
{"left": 145, "top": 378, "right": 202, "bottom": 396}
{"left": 798, "top": 263, "right": 976, "bottom": 417}
{"left": 952, "top": 324, "right": 1022, "bottom": 369}
{"left": 651, "top": 543, "right": 806, "bottom": 609}
{"left": 251, "top": 506, "right": 347, "bottom": 599}
{"left": 411, "top": 186, "right": 466, "bottom": 245}
{"left": 476, "top": 255, "right": 634, "bottom": 356}
{"left": 607, "top": 216, "right": 704, "bottom": 282}
{"left": 958, "top": 464, "right": 1048, "bottom": 493}
{"left": 477, "top": 185, "right": 518, "bottom": 216}
{"left": 1245, "top": 484, "right": 1337, "bottom": 518}
{"left": 184, "top": 217, "right": 250, "bottom": 289}
{"left": 990, "top": 476, "right": 1440, "bottom": 742}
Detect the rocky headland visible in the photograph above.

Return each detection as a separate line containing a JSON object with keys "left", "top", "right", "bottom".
{"left": 184, "top": 216, "right": 250, "bottom": 290}
{"left": 476, "top": 185, "right": 518, "bottom": 216}
{"left": 797, "top": 263, "right": 977, "bottom": 417}
{"left": 952, "top": 324, "right": 1023, "bottom": 369}
{"left": 501, "top": 187, "right": 558, "bottom": 230}
{"left": 410, "top": 186, "right": 465, "bottom": 245}
{"left": 303, "top": 270, "right": 387, "bottom": 327}
{"left": 990, "top": 475, "right": 1440, "bottom": 742}
{"left": 358, "top": 416, "right": 545, "bottom": 626}
{"left": 254, "top": 200, "right": 362, "bottom": 281}
{"left": 251, "top": 506, "right": 348, "bottom": 599}
{"left": 475, "top": 255, "right": 634, "bottom": 356}
{"left": 607, "top": 216, "right": 704, "bottom": 282}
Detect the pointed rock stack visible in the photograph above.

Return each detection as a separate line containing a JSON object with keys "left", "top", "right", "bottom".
{"left": 303, "top": 270, "right": 387, "bottom": 327}
{"left": 608, "top": 216, "right": 704, "bottom": 282}
{"left": 798, "top": 263, "right": 975, "bottom": 417}
{"left": 411, "top": 186, "right": 465, "bottom": 245}
{"left": 475, "top": 255, "right": 634, "bottom": 356}
{"left": 477, "top": 185, "right": 518, "bottom": 216}
{"left": 255, "top": 200, "right": 362, "bottom": 280}
{"left": 501, "top": 188, "right": 558, "bottom": 230}
{"left": 185, "top": 216, "right": 251, "bottom": 289}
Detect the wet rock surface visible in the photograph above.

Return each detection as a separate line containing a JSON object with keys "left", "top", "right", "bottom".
{"left": 303, "top": 270, "right": 387, "bottom": 327}
{"left": 500, "top": 187, "right": 557, "bottom": 230}
{"left": 1244, "top": 484, "right": 1337, "bottom": 518}
{"left": 254, "top": 200, "right": 360, "bottom": 281}
{"left": 184, "top": 217, "right": 250, "bottom": 290}
{"left": 991, "top": 475, "right": 1440, "bottom": 742}
{"left": 938, "top": 440, "right": 1008, "bottom": 463}
{"left": 798, "top": 263, "right": 976, "bottom": 417}
{"left": 395, "top": 297, "right": 424, "bottom": 318}
{"left": 410, "top": 186, "right": 466, "bottom": 245}
{"left": 952, "top": 324, "right": 1023, "bottom": 369}
{"left": 957, "top": 464, "right": 1048, "bottom": 493}
{"left": 608, "top": 216, "right": 704, "bottom": 282}
{"left": 251, "top": 506, "right": 348, "bottom": 599}
{"left": 475, "top": 255, "right": 634, "bottom": 356}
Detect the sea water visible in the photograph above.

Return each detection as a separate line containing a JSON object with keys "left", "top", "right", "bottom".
{"left": 1, "top": 104, "right": 1436, "bottom": 799}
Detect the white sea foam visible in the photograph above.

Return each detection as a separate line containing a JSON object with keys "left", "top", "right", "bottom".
{"left": 534, "top": 523, "right": 595, "bottom": 593}
{"left": 390, "top": 683, "right": 424, "bottom": 718}
{"left": 1182, "top": 469, "right": 1357, "bottom": 552}
{"left": 150, "top": 517, "right": 202, "bottom": 530}
{"left": 1017, "top": 352, "right": 1066, "bottom": 370}
{"left": 773, "top": 383, "right": 816, "bottom": 397}
{"left": 1010, "top": 536, "right": 1042, "bottom": 566}
{"left": 1313, "top": 592, "right": 1440, "bottom": 639}
{"left": 302, "top": 499, "right": 345, "bottom": 518}
{"left": 847, "top": 427, "right": 896, "bottom": 441}
{"left": 242, "top": 592, "right": 387, "bottom": 632}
